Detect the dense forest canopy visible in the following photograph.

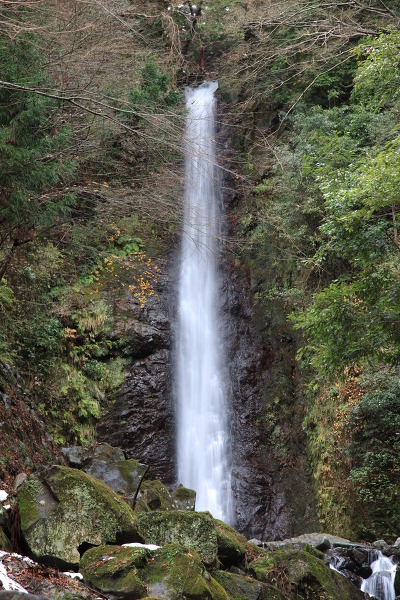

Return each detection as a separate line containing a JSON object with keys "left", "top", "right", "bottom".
{"left": 0, "top": 0, "right": 399, "bottom": 542}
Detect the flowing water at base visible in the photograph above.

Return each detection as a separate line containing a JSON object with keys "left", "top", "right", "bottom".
{"left": 361, "top": 551, "right": 397, "bottom": 600}
{"left": 176, "top": 81, "right": 232, "bottom": 523}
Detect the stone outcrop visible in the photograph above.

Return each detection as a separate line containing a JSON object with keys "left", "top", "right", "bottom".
{"left": 7, "top": 461, "right": 380, "bottom": 600}
{"left": 221, "top": 257, "right": 318, "bottom": 540}
{"left": 250, "top": 545, "right": 364, "bottom": 599}
{"left": 171, "top": 485, "right": 196, "bottom": 511}
{"left": 214, "top": 520, "right": 248, "bottom": 567}
{"left": 213, "top": 571, "right": 287, "bottom": 600}
{"left": 141, "top": 544, "right": 228, "bottom": 600}
{"left": 98, "top": 272, "right": 176, "bottom": 484}
{"left": 62, "top": 443, "right": 150, "bottom": 501}
{"left": 137, "top": 510, "right": 218, "bottom": 566}
{"left": 17, "top": 466, "right": 141, "bottom": 568}
{"left": 80, "top": 545, "right": 149, "bottom": 599}
{"left": 80, "top": 543, "right": 228, "bottom": 600}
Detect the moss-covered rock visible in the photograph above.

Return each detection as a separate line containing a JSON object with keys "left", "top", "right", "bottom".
{"left": 0, "top": 527, "right": 12, "bottom": 551}
{"left": 17, "top": 466, "right": 142, "bottom": 568}
{"left": 138, "top": 511, "right": 218, "bottom": 566}
{"left": 138, "top": 480, "right": 174, "bottom": 511}
{"left": 172, "top": 485, "right": 196, "bottom": 511}
{"left": 140, "top": 543, "right": 228, "bottom": 600}
{"left": 214, "top": 520, "right": 247, "bottom": 567}
{"left": 80, "top": 544, "right": 149, "bottom": 599}
{"left": 62, "top": 444, "right": 150, "bottom": 500}
{"left": 213, "top": 570, "right": 289, "bottom": 600}
{"left": 250, "top": 545, "right": 364, "bottom": 599}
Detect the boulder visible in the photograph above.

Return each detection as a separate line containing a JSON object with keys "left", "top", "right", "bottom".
{"left": 172, "top": 485, "right": 196, "bottom": 511}
{"left": 62, "top": 444, "right": 150, "bottom": 499}
{"left": 17, "top": 466, "right": 142, "bottom": 568}
{"left": 138, "top": 480, "right": 174, "bottom": 511}
{"left": 214, "top": 520, "right": 247, "bottom": 567}
{"left": 250, "top": 546, "right": 364, "bottom": 599}
{"left": 138, "top": 511, "right": 218, "bottom": 566}
{"left": 140, "top": 543, "right": 228, "bottom": 600}
{"left": 80, "top": 545, "right": 149, "bottom": 599}
{"left": 213, "top": 570, "right": 288, "bottom": 599}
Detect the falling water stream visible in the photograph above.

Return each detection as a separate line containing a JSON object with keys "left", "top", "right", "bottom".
{"left": 176, "top": 82, "right": 232, "bottom": 523}
{"left": 361, "top": 551, "right": 397, "bottom": 600}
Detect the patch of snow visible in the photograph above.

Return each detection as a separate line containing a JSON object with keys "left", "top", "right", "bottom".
{"left": 0, "top": 562, "right": 28, "bottom": 593}
{"left": 64, "top": 572, "right": 83, "bottom": 580}
{"left": 3, "top": 505, "right": 10, "bottom": 511}
{"left": 122, "top": 543, "right": 160, "bottom": 551}
{"left": 22, "top": 557, "right": 35, "bottom": 565}
{"left": 0, "top": 491, "right": 8, "bottom": 502}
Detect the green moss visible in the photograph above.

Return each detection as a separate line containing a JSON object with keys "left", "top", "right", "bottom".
{"left": 142, "top": 544, "right": 185, "bottom": 585}
{"left": 116, "top": 458, "right": 139, "bottom": 486}
{"left": 138, "top": 510, "right": 218, "bottom": 566}
{"left": 0, "top": 528, "right": 12, "bottom": 551}
{"left": 50, "top": 466, "right": 138, "bottom": 535}
{"left": 116, "top": 458, "right": 151, "bottom": 494}
{"left": 251, "top": 546, "right": 362, "bottom": 599}
{"left": 213, "top": 570, "right": 289, "bottom": 600}
{"left": 81, "top": 544, "right": 150, "bottom": 591}
{"left": 141, "top": 544, "right": 228, "bottom": 600}
{"left": 17, "top": 476, "right": 42, "bottom": 527}
{"left": 173, "top": 485, "right": 196, "bottom": 502}
{"left": 134, "top": 497, "right": 151, "bottom": 514}
{"left": 139, "top": 480, "right": 174, "bottom": 511}
{"left": 214, "top": 520, "right": 247, "bottom": 567}
{"left": 80, "top": 545, "right": 147, "bottom": 598}
{"left": 18, "top": 466, "right": 141, "bottom": 567}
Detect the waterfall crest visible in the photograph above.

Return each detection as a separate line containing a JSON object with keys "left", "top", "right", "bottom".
{"left": 176, "top": 81, "right": 232, "bottom": 523}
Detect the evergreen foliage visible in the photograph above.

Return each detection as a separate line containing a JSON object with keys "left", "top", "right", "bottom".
{"left": 220, "top": 2, "right": 400, "bottom": 538}
{"left": 0, "top": 34, "right": 76, "bottom": 261}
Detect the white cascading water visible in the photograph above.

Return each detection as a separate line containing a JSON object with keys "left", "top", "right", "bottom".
{"left": 176, "top": 81, "right": 232, "bottom": 523}
{"left": 361, "top": 551, "right": 397, "bottom": 600}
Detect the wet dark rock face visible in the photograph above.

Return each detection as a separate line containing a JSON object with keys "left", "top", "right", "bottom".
{"left": 99, "top": 246, "right": 317, "bottom": 541}
{"left": 222, "top": 261, "right": 318, "bottom": 540}
{"left": 99, "top": 259, "right": 176, "bottom": 484}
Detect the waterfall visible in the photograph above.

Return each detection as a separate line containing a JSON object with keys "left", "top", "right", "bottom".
{"left": 176, "top": 81, "right": 232, "bottom": 523}
{"left": 361, "top": 551, "right": 397, "bottom": 600}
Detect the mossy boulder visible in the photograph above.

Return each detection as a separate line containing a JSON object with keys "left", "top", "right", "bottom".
{"left": 17, "top": 466, "right": 142, "bottom": 568}
{"left": 138, "top": 511, "right": 218, "bottom": 566}
{"left": 140, "top": 543, "right": 228, "bottom": 600}
{"left": 172, "top": 485, "right": 196, "bottom": 511}
{"left": 80, "top": 544, "right": 149, "bottom": 599}
{"left": 138, "top": 480, "right": 174, "bottom": 511}
{"left": 213, "top": 570, "right": 288, "bottom": 600}
{"left": 214, "top": 520, "right": 247, "bottom": 567}
{"left": 250, "top": 545, "right": 364, "bottom": 599}
{"left": 62, "top": 444, "right": 150, "bottom": 499}
{"left": 0, "top": 527, "right": 12, "bottom": 551}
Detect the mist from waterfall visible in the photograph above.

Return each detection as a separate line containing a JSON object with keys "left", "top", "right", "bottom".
{"left": 176, "top": 81, "right": 232, "bottom": 523}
